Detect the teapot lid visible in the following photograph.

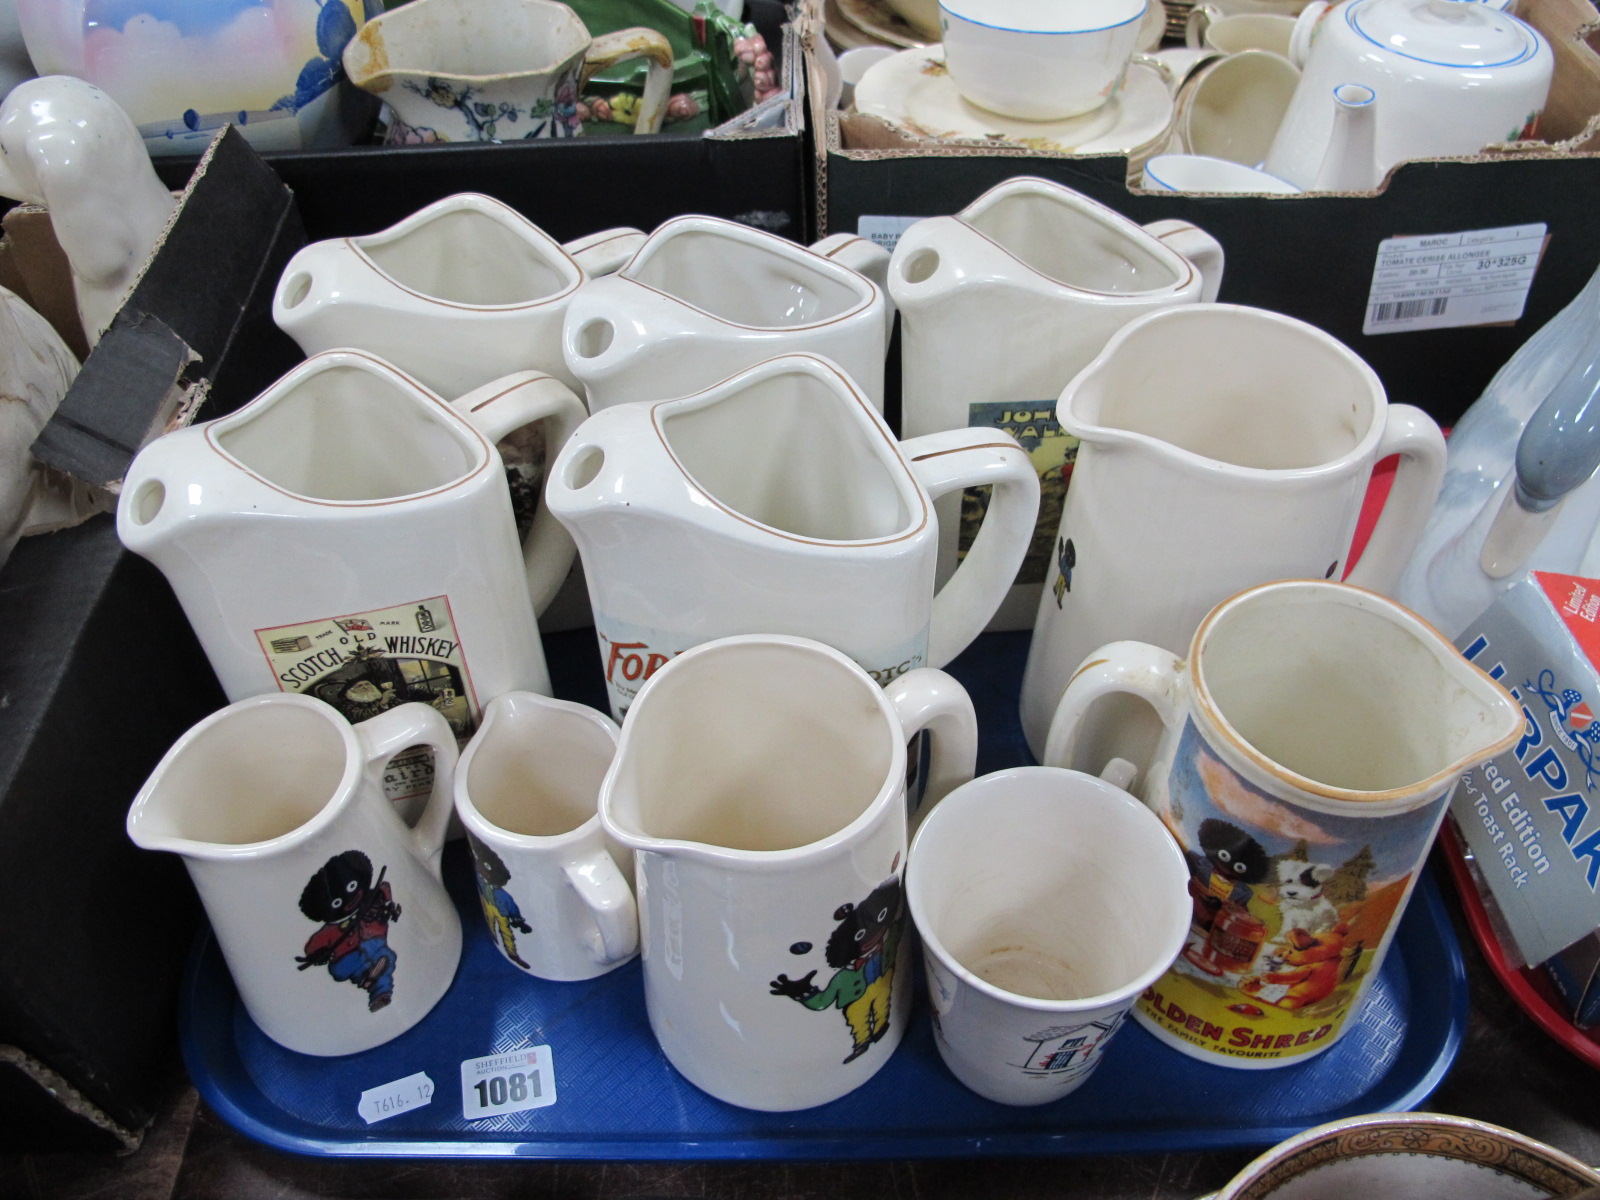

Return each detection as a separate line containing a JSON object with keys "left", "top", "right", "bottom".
{"left": 1348, "top": 0, "right": 1543, "bottom": 67}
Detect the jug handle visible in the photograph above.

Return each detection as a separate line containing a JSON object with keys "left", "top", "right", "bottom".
{"left": 563, "top": 228, "right": 646, "bottom": 278}
{"left": 1041, "top": 641, "right": 1187, "bottom": 793}
{"left": 449, "top": 372, "right": 588, "bottom": 616}
{"left": 355, "top": 702, "right": 461, "bottom": 877}
{"left": 886, "top": 667, "right": 978, "bottom": 832}
{"left": 1343, "top": 403, "right": 1447, "bottom": 596}
{"left": 1143, "top": 220, "right": 1225, "bottom": 303}
{"left": 1184, "top": 3, "right": 1222, "bottom": 47}
{"left": 563, "top": 852, "right": 640, "bottom": 966}
{"left": 902, "top": 428, "right": 1042, "bottom": 670}
{"left": 812, "top": 233, "right": 898, "bottom": 344}
{"left": 582, "top": 28, "right": 675, "bottom": 135}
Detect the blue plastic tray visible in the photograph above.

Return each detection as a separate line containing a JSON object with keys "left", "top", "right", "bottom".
{"left": 179, "top": 631, "right": 1468, "bottom": 1160}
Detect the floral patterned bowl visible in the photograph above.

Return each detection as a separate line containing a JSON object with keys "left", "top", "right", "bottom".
{"left": 1213, "top": 1112, "right": 1600, "bottom": 1200}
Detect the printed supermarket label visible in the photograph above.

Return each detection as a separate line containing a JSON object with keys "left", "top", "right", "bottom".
{"left": 256, "top": 597, "right": 481, "bottom": 808}
{"left": 1362, "top": 223, "right": 1547, "bottom": 335}
{"left": 357, "top": 1071, "right": 434, "bottom": 1125}
{"left": 460, "top": 1046, "right": 556, "bottom": 1120}
{"left": 856, "top": 215, "right": 922, "bottom": 252}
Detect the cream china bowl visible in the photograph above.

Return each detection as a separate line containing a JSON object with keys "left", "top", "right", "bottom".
{"left": 853, "top": 46, "right": 1173, "bottom": 158}
{"left": 1141, "top": 152, "right": 1302, "bottom": 193}
{"left": 1211, "top": 1112, "right": 1600, "bottom": 1199}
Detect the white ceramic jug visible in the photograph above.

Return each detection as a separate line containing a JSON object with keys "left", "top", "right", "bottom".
{"left": 1041, "top": 580, "right": 1520, "bottom": 1068}
{"left": 117, "top": 350, "right": 586, "bottom": 760}
{"left": 545, "top": 353, "right": 1039, "bottom": 719}
{"left": 453, "top": 690, "right": 636, "bottom": 982}
{"left": 273, "top": 193, "right": 646, "bottom": 398}
{"left": 1019, "top": 303, "right": 1446, "bottom": 763}
{"left": 889, "top": 176, "right": 1224, "bottom": 629}
{"left": 562, "top": 216, "right": 894, "bottom": 414}
{"left": 127, "top": 695, "right": 463, "bottom": 1056}
{"left": 598, "top": 634, "right": 979, "bottom": 1111}
{"left": 343, "top": 0, "right": 674, "bottom": 141}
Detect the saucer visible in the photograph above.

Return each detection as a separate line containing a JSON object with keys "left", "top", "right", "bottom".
{"left": 834, "top": 0, "right": 930, "bottom": 49}
{"left": 854, "top": 47, "right": 1174, "bottom": 158}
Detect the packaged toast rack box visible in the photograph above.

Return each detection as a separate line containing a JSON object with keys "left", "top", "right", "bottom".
{"left": 1454, "top": 570, "right": 1600, "bottom": 1027}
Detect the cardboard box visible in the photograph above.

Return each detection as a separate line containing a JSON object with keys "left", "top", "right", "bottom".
{"left": 30, "top": 127, "right": 308, "bottom": 490}
{"left": 804, "top": 0, "right": 1600, "bottom": 428}
{"left": 0, "top": 131, "right": 307, "bottom": 1151}
{"left": 152, "top": 0, "right": 808, "bottom": 247}
{"left": 1453, "top": 571, "right": 1600, "bottom": 1028}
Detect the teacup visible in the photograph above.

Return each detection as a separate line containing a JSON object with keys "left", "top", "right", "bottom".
{"left": 343, "top": 0, "right": 674, "bottom": 142}
{"left": 1175, "top": 48, "right": 1301, "bottom": 166}
{"left": 1185, "top": 6, "right": 1296, "bottom": 56}
{"left": 938, "top": 0, "right": 1151, "bottom": 121}
{"left": 908, "top": 765, "right": 1190, "bottom": 1105}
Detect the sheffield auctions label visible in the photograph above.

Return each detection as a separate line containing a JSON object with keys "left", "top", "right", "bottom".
{"left": 1363, "top": 223, "right": 1546, "bottom": 335}
{"left": 460, "top": 1046, "right": 556, "bottom": 1120}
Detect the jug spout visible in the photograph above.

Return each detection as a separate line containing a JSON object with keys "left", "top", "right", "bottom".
{"left": 127, "top": 694, "right": 360, "bottom": 859}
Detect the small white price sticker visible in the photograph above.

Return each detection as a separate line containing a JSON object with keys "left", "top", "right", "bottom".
{"left": 856, "top": 215, "right": 923, "bottom": 253}
{"left": 357, "top": 1071, "right": 434, "bottom": 1125}
{"left": 460, "top": 1046, "right": 557, "bottom": 1121}
{"left": 1362, "top": 223, "right": 1547, "bottom": 335}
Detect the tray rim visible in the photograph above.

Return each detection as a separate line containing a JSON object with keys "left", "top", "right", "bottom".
{"left": 1438, "top": 819, "right": 1600, "bottom": 1073}
{"left": 179, "top": 862, "right": 1468, "bottom": 1161}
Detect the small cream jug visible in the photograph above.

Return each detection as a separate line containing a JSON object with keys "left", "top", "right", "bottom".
{"left": 1018, "top": 304, "right": 1446, "bottom": 764}
{"left": 273, "top": 193, "right": 646, "bottom": 398}
{"left": 889, "top": 176, "right": 1225, "bottom": 629}
{"left": 562, "top": 217, "right": 895, "bottom": 414}
{"left": 117, "top": 351, "right": 586, "bottom": 746}
{"left": 344, "top": 0, "right": 674, "bottom": 141}
{"left": 597, "top": 634, "right": 980, "bottom": 1111}
{"left": 545, "top": 353, "right": 1040, "bottom": 719}
{"left": 127, "top": 695, "right": 463, "bottom": 1057}
{"left": 453, "top": 691, "right": 636, "bottom": 982}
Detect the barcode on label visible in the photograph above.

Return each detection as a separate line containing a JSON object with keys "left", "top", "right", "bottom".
{"left": 1370, "top": 297, "right": 1449, "bottom": 324}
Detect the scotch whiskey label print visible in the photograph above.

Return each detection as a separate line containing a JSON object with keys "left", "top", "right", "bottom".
{"left": 258, "top": 597, "right": 479, "bottom": 804}
{"left": 961, "top": 401, "right": 1079, "bottom": 587}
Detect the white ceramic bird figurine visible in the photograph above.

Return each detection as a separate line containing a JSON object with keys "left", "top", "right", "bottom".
{"left": 0, "top": 75, "right": 176, "bottom": 345}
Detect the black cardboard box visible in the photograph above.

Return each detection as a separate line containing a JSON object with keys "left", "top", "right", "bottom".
{"left": 0, "top": 129, "right": 307, "bottom": 1152}
{"left": 805, "top": 0, "right": 1600, "bottom": 427}
{"left": 152, "top": 0, "right": 807, "bottom": 246}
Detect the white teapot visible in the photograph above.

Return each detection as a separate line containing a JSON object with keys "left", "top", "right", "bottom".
{"left": 1264, "top": 0, "right": 1553, "bottom": 189}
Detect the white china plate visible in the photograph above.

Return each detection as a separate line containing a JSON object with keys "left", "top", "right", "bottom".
{"left": 854, "top": 47, "right": 1174, "bottom": 158}
{"left": 834, "top": 0, "right": 930, "bottom": 49}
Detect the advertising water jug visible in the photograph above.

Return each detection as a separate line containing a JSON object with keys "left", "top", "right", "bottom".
{"left": 545, "top": 353, "right": 1039, "bottom": 718}
{"left": 597, "top": 634, "right": 979, "bottom": 1110}
{"left": 127, "top": 696, "right": 463, "bottom": 1056}
{"left": 117, "top": 351, "right": 585, "bottom": 772}
{"left": 889, "top": 175, "right": 1224, "bottom": 628}
{"left": 1019, "top": 303, "right": 1446, "bottom": 764}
